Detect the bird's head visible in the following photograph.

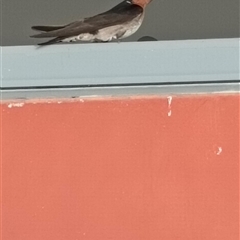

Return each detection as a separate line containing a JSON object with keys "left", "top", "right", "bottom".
{"left": 131, "top": 0, "right": 153, "bottom": 8}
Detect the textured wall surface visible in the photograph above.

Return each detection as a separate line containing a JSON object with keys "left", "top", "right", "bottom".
{"left": 1, "top": 94, "right": 239, "bottom": 240}
{"left": 1, "top": 0, "right": 239, "bottom": 46}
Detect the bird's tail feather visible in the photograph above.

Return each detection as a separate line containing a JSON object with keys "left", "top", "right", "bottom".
{"left": 31, "top": 25, "right": 67, "bottom": 38}
{"left": 32, "top": 25, "right": 65, "bottom": 32}
{"left": 30, "top": 30, "right": 64, "bottom": 38}
{"left": 37, "top": 37, "right": 63, "bottom": 46}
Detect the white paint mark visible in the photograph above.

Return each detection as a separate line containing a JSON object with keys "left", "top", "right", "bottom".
{"left": 167, "top": 96, "right": 172, "bottom": 106}
{"left": 78, "top": 95, "right": 99, "bottom": 98}
{"left": 167, "top": 96, "right": 172, "bottom": 117}
{"left": 8, "top": 103, "right": 24, "bottom": 108}
{"left": 216, "top": 147, "right": 222, "bottom": 155}
{"left": 57, "top": 101, "right": 62, "bottom": 104}
{"left": 79, "top": 99, "right": 84, "bottom": 103}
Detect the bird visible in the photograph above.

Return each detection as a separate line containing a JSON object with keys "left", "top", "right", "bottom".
{"left": 30, "top": 0, "right": 153, "bottom": 46}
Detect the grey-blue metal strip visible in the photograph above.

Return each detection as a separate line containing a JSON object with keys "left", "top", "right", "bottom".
{"left": 1, "top": 83, "right": 239, "bottom": 100}
{"left": 1, "top": 38, "right": 239, "bottom": 88}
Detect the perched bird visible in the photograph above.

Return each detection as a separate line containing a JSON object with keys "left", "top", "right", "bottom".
{"left": 30, "top": 0, "right": 153, "bottom": 45}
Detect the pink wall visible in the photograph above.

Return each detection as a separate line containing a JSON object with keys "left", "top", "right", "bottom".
{"left": 1, "top": 94, "right": 239, "bottom": 239}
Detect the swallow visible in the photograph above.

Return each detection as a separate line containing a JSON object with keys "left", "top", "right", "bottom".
{"left": 30, "top": 0, "right": 153, "bottom": 45}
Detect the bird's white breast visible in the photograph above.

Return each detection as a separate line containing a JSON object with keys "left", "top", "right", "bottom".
{"left": 119, "top": 13, "right": 145, "bottom": 39}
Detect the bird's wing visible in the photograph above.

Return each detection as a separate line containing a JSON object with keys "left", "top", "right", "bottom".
{"left": 31, "top": 3, "right": 143, "bottom": 38}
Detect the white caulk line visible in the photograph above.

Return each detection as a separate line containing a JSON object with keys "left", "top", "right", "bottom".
{"left": 167, "top": 96, "right": 172, "bottom": 117}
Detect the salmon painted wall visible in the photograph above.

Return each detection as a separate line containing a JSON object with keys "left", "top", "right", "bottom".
{"left": 1, "top": 94, "right": 239, "bottom": 240}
